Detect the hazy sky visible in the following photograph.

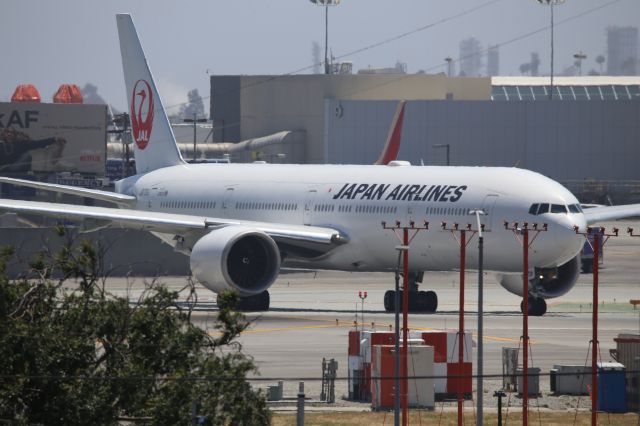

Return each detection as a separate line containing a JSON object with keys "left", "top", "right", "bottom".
{"left": 1, "top": 0, "right": 638, "bottom": 115}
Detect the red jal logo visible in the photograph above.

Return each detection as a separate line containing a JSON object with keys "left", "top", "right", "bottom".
{"left": 130, "top": 79, "right": 154, "bottom": 150}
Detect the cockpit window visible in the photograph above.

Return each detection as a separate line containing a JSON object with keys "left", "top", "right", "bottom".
{"left": 568, "top": 204, "right": 582, "bottom": 213}
{"left": 528, "top": 203, "right": 539, "bottom": 215}
{"left": 550, "top": 204, "right": 567, "bottom": 213}
{"left": 538, "top": 203, "right": 550, "bottom": 214}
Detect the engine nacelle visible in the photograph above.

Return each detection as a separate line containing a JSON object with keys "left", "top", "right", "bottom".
{"left": 497, "top": 255, "right": 581, "bottom": 299}
{"left": 190, "top": 226, "right": 281, "bottom": 296}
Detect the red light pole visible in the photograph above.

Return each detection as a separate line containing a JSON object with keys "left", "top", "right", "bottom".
{"left": 441, "top": 221, "right": 482, "bottom": 426}
{"left": 382, "top": 220, "right": 429, "bottom": 426}
{"left": 504, "top": 221, "right": 547, "bottom": 426}
{"left": 358, "top": 290, "right": 368, "bottom": 332}
{"left": 574, "top": 225, "right": 618, "bottom": 426}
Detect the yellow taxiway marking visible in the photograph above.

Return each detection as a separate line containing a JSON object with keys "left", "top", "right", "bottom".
{"left": 209, "top": 316, "right": 533, "bottom": 344}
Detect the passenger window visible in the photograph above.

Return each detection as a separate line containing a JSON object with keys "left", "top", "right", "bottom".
{"left": 538, "top": 203, "right": 550, "bottom": 214}
{"left": 550, "top": 204, "right": 567, "bottom": 213}
{"left": 529, "top": 203, "right": 539, "bottom": 215}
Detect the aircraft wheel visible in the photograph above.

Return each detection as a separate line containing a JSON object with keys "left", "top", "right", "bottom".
{"left": 384, "top": 290, "right": 395, "bottom": 312}
{"left": 221, "top": 291, "right": 270, "bottom": 312}
{"left": 424, "top": 290, "right": 438, "bottom": 313}
{"left": 520, "top": 298, "right": 547, "bottom": 316}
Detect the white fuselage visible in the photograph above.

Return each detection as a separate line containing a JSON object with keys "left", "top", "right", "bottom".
{"left": 118, "top": 162, "right": 586, "bottom": 274}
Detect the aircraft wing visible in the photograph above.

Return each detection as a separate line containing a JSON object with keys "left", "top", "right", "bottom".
{"left": 0, "top": 177, "right": 136, "bottom": 206}
{"left": 0, "top": 199, "right": 346, "bottom": 254}
{"left": 583, "top": 204, "right": 640, "bottom": 224}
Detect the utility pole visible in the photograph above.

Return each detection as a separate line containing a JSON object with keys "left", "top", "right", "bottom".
{"left": 504, "top": 221, "right": 548, "bottom": 425}
{"left": 183, "top": 113, "right": 207, "bottom": 162}
{"left": 382, "top": 220, "right": 429, "bottom": 426}
{"left": 574, "top": 226, "right": 619, "bottom": 426}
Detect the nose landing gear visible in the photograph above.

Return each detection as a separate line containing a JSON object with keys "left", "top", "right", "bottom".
{"left": 520, "top": 297, "right": 547, "bottom": 316}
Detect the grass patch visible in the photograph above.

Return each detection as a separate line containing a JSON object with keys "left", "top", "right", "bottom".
{"left": 551, "top": 302, "right": 640, "bottom": 313}
{"left": 272, "top": 410, "right": 640, "bottom": 425}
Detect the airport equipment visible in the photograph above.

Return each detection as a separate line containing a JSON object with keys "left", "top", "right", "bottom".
{"left": 610, "top": 333, "right": 640, "bottom": 410}
{"left": 580, "top": 231, "right": 603, "bottom": 273}
{"left": 516, "top": 367, "right": 540, "bottom": 396}
{"left": 371, "top": 345, "right": 434, "bottom": 410}
{"left": 550, "top": 365, "right": 590, "bottom": 395}
{"left": 597, "top": 362, "right": 627, "bottom": 413}
{"left": 320, "top": 358, "right": 338, "bottom": 403}
{"left": 267, "top": 381, "right": 284, "bottom": 401}
{"left": 418, "top": 330, "right": 472, "bottom": 398}
{"left": 347, "top": 330, "right": 395, "bottom": 401}
{"left": 502, "top": 348, "right": 519, "bottom": 390}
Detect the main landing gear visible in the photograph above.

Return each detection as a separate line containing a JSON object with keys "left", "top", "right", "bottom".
{"left": 383, "top": 272, "right": 438, "bottom": 313}
{"left": 520, "top": 297, "right": 547, "bottom": 316}
{"left": 218, "top": 290, "right": 270, "bottom": 312}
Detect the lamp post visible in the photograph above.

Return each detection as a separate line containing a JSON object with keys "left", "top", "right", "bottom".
{"left": 433, "top": 144, "right": 450, "bottom": 166}
{"left": 573, "top": 51, "right": 587, "bottom": 76}
{"left": 537, "top": 0, "right": 566, "bottom": 100}
{"left": 309, "top": 0, "right": 341, "bottom": 75}
{"left": 469, "top": 209, "right": 486, "bottom": 426}
{"left": 445, "top": 57, "right": 453, "bottom": 77}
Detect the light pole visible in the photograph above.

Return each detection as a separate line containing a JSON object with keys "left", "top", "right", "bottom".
{"left": 469, "top": 209, "right": 486, "bottom": 426}
{"left": 573, "top": 51, "right": 587, "bottom": 76}
{"left": 433, "top": 144, "right": 450, "bottom": 166}
{"left": 358, "top": 291, "right": 367, "bottom": 331}
{"left": 445, "top": 57, "right": 453, "bottom": 77}
{"left": 309, "top": 0, "right": 341, "bottom": 75}
{"left": 537, "top": 0, "right": 566, "bottom": 99}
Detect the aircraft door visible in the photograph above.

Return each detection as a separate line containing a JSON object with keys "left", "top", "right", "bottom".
{"left": 303, "top": 189, "right": 317, "bottom": 225}
{"left": 222, "top": 187, "right": 235, "bottom": 210}
{"left": 480, "top": 194, "right": 499, "bottom": 230}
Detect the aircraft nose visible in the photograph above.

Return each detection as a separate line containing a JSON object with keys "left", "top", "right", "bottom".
{"left": 550, "top": 214, "right": 587, "bottom": 265}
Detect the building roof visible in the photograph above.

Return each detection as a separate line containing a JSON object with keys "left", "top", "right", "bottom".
{"left": 491, "top": 76, "right": 640, "bottom": 101}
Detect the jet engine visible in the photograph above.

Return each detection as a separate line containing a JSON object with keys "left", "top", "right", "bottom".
{"left": 190, "top": 226, "right": 281, "bottom": 297}
{"left": 498, "top": 255, "right": 581, "bottom": 299}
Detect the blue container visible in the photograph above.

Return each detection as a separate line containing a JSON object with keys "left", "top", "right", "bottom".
{"left": 597, "top": 362, "right": 627, "bottom": 413}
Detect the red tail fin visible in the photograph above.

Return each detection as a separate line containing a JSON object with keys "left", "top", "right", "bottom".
{"left": 375, "top": 101, "right": 406, "bottom": 165}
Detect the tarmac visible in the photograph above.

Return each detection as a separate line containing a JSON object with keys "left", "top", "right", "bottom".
{"left": 99, "top": 220, "right": 640, "bottom": 412}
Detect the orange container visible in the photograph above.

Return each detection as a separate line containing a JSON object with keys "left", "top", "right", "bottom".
{"left": 53, "top": 84, "right": 84, "bottom": 103}
{"left": 11, "top": 84, "right": 41, "bottom": 102}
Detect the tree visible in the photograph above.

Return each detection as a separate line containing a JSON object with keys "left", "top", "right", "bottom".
{"left": 0, "top": 230, "right": 269, "bottom": 425}
{"left": 179, "top": 89, "right": 206, "bottom": 120}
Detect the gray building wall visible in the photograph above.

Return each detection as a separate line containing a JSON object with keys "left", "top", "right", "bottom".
{"left": 209, "top": 74, "right": 490, "bottom": 163}
{"left": 327, "top": 99, "right": 640, "bottom": 201}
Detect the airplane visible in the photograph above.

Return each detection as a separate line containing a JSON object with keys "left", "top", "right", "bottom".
{"left": 1, "top": 14, "right": 639, "bottom": 315}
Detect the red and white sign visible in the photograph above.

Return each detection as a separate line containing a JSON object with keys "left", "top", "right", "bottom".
{"left": 130, "top": 79, "right": 154, "bottom": 150}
